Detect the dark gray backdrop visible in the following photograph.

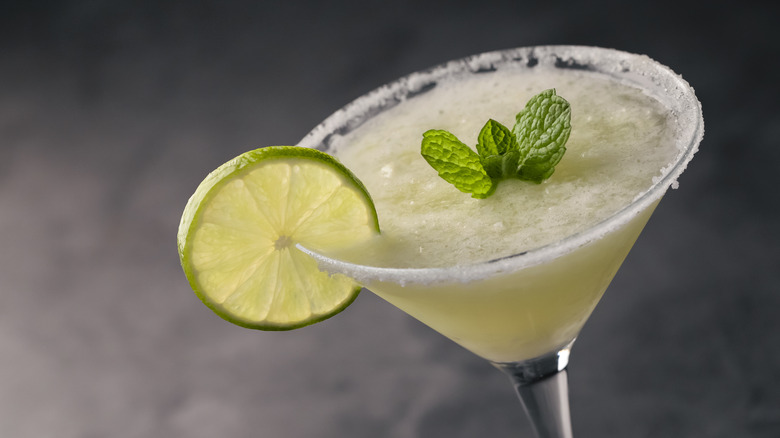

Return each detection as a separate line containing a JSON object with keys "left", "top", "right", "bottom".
{"left": 2, "top": 0, "right": 778, "bottom": 437}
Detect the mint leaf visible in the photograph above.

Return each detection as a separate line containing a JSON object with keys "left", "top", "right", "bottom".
{"left": 477, "top": 119, "right": 519, "bottom": 179}
{"left": 513, "top": 89, "right": 571, "bottom": 183}
{"left": 477, "top": 119, "right": 517, "bottom": 156}
{"left": 421, "top": 130, "right": 495, "bottom": 199}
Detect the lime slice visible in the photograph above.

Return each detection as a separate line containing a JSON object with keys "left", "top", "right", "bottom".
{"left": 177, "top": 146, "right": 380, "bottom": 330}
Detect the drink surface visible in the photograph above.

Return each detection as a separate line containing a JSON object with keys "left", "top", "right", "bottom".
{"left": 329, "top": 67, "right": 678, "bottom": 269}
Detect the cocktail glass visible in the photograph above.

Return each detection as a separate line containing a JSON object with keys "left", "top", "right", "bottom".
{"left": 298, "top": 46, "right": 703, "bottom": 438}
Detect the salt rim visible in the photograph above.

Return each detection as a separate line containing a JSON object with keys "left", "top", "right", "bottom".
{"left": 297, "top": 45, "right": 704, "bottom": 286}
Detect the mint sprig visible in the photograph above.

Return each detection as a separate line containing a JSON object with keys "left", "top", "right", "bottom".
{"left": 421, "top": 89, "right": 571, "bottom": 198}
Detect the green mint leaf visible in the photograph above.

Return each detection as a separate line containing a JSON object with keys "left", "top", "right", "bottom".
{"left": 513, "top": 89, "right": 571, "bottom": 183}
{"left": 477, "top": 119, "right": 517, "bottom": 156}
{"left": 477, "top": 119, "right": 519, "bottom": 179}
{"left": 421, "top": 129, "right": 495, "bottom": 199}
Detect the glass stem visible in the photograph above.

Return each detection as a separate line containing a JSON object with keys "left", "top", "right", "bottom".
{"left": 492, "top": 341, "right": 575, "bottom": 438}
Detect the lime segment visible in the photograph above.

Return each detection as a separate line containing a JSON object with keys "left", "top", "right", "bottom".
{"left": 178, "top": 146, "right": 379, "bottom": 330}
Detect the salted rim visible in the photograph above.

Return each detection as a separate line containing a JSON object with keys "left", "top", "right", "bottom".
{"left": 297, "top": 45, "right": 704, "bottom": 286}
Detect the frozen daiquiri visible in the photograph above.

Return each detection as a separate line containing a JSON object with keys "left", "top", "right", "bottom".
{"left": 178, "top": 46, "right": 703, "bottom": 438}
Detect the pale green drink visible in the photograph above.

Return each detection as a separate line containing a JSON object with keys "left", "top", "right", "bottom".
{"left": 308, "top": 53, "right": 694, "bottom": 363}
{"left": 300, "top": 46, "right": 703, "bottom": 437}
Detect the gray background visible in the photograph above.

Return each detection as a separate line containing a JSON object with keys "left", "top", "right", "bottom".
{"left": 2, "top": 0, "right": 779, "bottom": 437}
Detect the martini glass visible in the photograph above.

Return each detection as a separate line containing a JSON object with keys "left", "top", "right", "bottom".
{"left": 298, "top": 46, "right": 703, "bottom": 437}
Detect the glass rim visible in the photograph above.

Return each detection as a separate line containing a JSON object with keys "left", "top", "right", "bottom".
{"left": 297, "top": 45, "right": 704, "bottom": 286}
